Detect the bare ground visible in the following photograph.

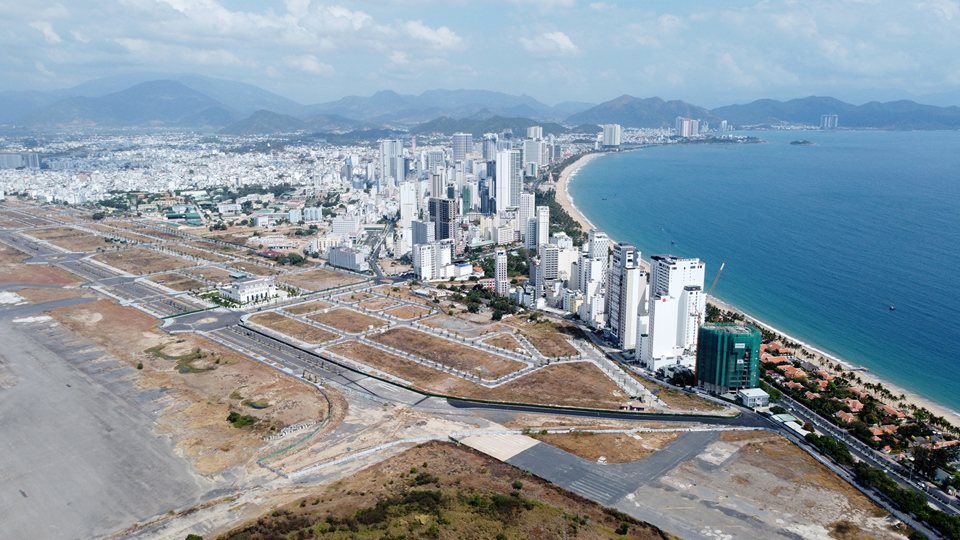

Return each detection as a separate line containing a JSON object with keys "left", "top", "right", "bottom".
{"left": 483, "top": 333, "right": 528, "bottom": 355}
{"left": 248, "top": 312, "right": 340, "bottom": 345}
{"left": 279, "top": 268, "right": 363, "bottom": 292}
{"left": 309, "top": 308, "right": 387, "bottom": 334}
{"left": 369, "top": 327, "right": 525, "bottom": 379}
{"left": 383, "top": 305, "right": 431, "bottom": 319}
{"left": 534, "top": 431, "right": 681, "bottom": 464}
{"left": 284, "top": 300, "right": 331, "bottom": 315}
{"left": 93, "top": 249, "right": 195, "bottom": 275}
{"left": 0, "top": 244, "right": 82, "bottom": 286}
{"left": 146, "top": 273, "right": 205, "bottom": 292}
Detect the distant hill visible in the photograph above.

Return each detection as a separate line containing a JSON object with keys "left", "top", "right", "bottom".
{"left": 566, "top": 95, "right": 722, "bottom": 128}
{"left": 219, "top": 110, "right": 305, "bottom": 135}
{"left": 20, "top": 81, "right": 239, "bottom": 128}
{"left": 410, "top": 115, "right": 568, "bottom": 137}
{"left": 303, "top": 89, "right": 590, "bottom": 123}
{"left": 710, "top": 96, "right": 960, "bottom": 129}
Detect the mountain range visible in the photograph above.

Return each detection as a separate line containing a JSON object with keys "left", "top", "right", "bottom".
{"left": 3, "top": 73, "right": 960, "bottom": 133}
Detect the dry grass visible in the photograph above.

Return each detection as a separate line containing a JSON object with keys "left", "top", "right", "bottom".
{"left": 327, "top": 341, "right": 457, "bottom": 388}
{"left": 484, "top": 333, "right": 528, "bottom": 355}
{"left": 334, "top": 291, "right": 372, "bottom": 303}
{"left": 0, "top": 245, "right": 82, "bottom": 286}
{"left": 249, "top": 312, "right": 340, "bottom": 345}
{"left": 15, "top": 287, "right": 94, "bottom": 304}
{"left": 357, "top": 298, "right": 399, "bottom": 311}
{"left": 462, "top": 362, "right": 626, "bottom": 409}
{"left": 279, "top": 268, "right": 363, "bottom": 292}
{"left": 146, "top": 273, "right": 205, "bottom": 292}
{"left": 284, "top": 300, "right": 331, "bottom": 315}
{"left": 93, "top": 248, "right": 195, "bottom": 274}
{"left": 372, "top": 284, "right": 433, "bottom": 306}
{"left": 22, "top": 226, "right": 87, "bottom": 240}
{"left": 169, "top": 244, "right": 233, "bottom": 263}
{"left": 507, "top": 318, "right": 581, "bottom": 357}
{"left": 535, "top": 431, "right": 681, "bottom": 464}
{"left": 633, "top": 375, "right": 725, "bottom": 412}
{"left": 51, "top": 235, "right": 115, "bottom": 252}
{"left": 308, "top": 308, "right": 387, "bottom": 334}
{"left": 217, "top": 441, "right": 674, "bottom": 540}
{"left": 227, "top": 262, "right": 281, "bottom": 277}
{"left": 369, "top": 327, "right": 525, "bottom": 379}
{"left": 185, "top": 266, "right": 234, "bottom": 282}
{"left": 384, "top": 305, "right": 431, "bottom": 319}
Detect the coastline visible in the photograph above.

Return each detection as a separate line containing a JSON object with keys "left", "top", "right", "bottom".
{"left": 557, "top": 150, "right": 960, "bottom": 427}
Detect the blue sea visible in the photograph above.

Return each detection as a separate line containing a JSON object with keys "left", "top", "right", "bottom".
{"left": 569, "top": 130, "right": 960, "bottom": 413}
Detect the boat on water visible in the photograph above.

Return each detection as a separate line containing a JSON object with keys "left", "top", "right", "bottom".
{"left": 890, "top": 305, "right": 896, "bottom": 311}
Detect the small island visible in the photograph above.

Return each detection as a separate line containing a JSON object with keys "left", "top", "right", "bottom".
{"left": 790, "top": 140, "right": 816, "bottom": 145}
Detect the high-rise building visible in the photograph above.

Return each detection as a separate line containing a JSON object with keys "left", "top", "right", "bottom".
{"left": 398, "top": 181, "right": 418, "bottom": 228}
{"left": 482, "top": 133, "right": 498, "bottom": 161}
{"left": 430, "top": 172, "right": 444, "bottom": 200}
{"left": 607, "top": 243, "right": 644, "bottom": 350}
{"left": 518, "top": 192, "right": 535, "bottom": 241}
{"left": 413, "top": 240, "right": 453, "bottom": 281}
{"left": 523, "top": 139, "right": 548, "bottom": 168}
{"left": 527, "top": 126, "right": 543, "bottom": 140}
{"left": 602, "top": 124, "right": 622, "bottom": 148}
{"left": 540, "top": 244, "right": 559, "bottom": 281}
{"left": 452, "top": 133, "right": 472, "bottom": 162}
{"left": 495, "top": 249, "right": 508, "bottom": 295}
{"left": 535, "top": 206, "right": 549, "bottom": 251}
{"left": 674, "top": 117, "right": 699, "bottom": 138}
{"left": 640, "top": 255, "right": 705, "bottom": 371}
{"left": 379, "top": 139, "right": 403, "bottom": 187}
{"left": 697, "top": 323, "right": 761, "bottom": 394}
{"left": 820, "top": 114, "right": 839, "bottom": 130}
{"left": 412, "top": 220, "right": 435, "bottom": 245}
{"left": 428, "top": 197, "right": 457, "bottom": 241}
{"left": 495, "top": 149, "right": 522, "bottom": 209}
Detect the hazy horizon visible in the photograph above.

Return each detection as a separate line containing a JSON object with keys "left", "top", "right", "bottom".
{"left": 4, "top": 1, "right": 960, "bottom": 108}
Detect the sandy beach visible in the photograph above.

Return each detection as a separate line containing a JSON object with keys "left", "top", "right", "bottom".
{"left": 556, "top": 150, "right": 960, "bottom": 429}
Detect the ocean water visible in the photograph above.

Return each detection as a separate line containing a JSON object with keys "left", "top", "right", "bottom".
{"left": 569, "top": 130, "right": 960, "bottom": 413}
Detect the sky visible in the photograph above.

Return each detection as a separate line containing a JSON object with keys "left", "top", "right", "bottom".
{"left": 3, "top": 0, "right": 960, "bottom": 107}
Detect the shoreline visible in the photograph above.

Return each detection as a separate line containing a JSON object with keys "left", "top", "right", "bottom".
{"left": 556, "top": 150, "right": 960, "bottom": 427}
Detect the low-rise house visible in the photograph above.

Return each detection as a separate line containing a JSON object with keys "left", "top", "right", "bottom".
{"left": 805, "top": 391, "right": 821, "bottom": 400}
{"left": 620, "top": 401, "right": 645, "bottom": 412}
{"left": 220, "top": 277, "right": 276, "bottom": 304}
{"left": 814, "top": 370, "right": 835, "bottom": 381}
{"left": 848, "top": 387, "right": 871, "bottom": 399}
{"left": 781, "top": 366, "right": 806, "bottom": 379}
{"left": 836, "top": 411, "right": 857, "bottom": 424}
{"left": 842, "top": 398, "right": 864, "bottom": 412}
{"left": 879, "top": 404, "right": 907, "bottom": 419}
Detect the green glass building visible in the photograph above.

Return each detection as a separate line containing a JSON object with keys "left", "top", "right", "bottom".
{"left": 697, "top": 323, "right": 761, "bottom": 394}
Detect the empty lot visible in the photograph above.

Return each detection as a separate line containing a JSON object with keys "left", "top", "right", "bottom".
{"left": 278, "top": 268, "right": 363, "bottom": 291}
{"left": 93, "top": 249, "right": 195, "bottom": 275}
{"left": 369, "top": 327, "right": 525, "bottom": 380}
{"left": 248, "top": 312, "right": 339, "bottom": 345}
{"left": 308, "top": 308, "right": 387, "bottom": 334}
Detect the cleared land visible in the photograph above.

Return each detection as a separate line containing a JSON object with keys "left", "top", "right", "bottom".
{"left": 14, "top": 286, "right": 94, "bottom": 304}
{"left": 227, "top": 262, "right": 281, "bottom": 276}
{"left": 186, "top": 240, "right": 240, "bottom": 254}
{"left": 484, "top": 333, "right": 528, "bottom": 355}
{"left": 110, "top": 223, "right": 183, "bottom": 241}
{"left": 284, "top": 300, "right": 331, "bottom": 315}
{"left": 309, "top": 308, "right": 388, "bottom": 334}
{"left": 146, "top": 273, "right": 205, "bottom": 292}
{"left": 216, "top": 441, "right": 672, "bottom": 540}
{"left": 633, "top": 375, "right": 725, "bottom": 412}
{"left": 334, "top": 291, "right": 372, "bottom": 303}
{"left": 357, "top": 297, "right": 399, "bottom": 311}
{"left": 369, "top": 327, "right": 525, "bottom": 379}
{"left": 327, "top": 341, "right": 456, "bottom": 389}
{"left": 169, "top": 244, "right": 233, "bottom": 263}
{"left": 279, "top": 268, "right": 363, "bottom": 291}
{"left": 535, "top": 431, "right": 681, "bottom": 464}
{"left": 22, "top": 226, "right": 87, "bottom": 240}
{"left": 249, "top": 312, "right": 339, "bottom": 345}
{"left": 466, "top": 362, "right": 626, "bottom": 409}
{"left": 93, "top": 248, "right": 195, "bottom": 274}
{"left": 508, "top": 318, "right": 581, "bottom": 357}
{"left": 51, "top": 234, "right": 114, "bottom": 252}
{"left": 384, "top": 305, "right": 431, "bottom": 319}
{"left": 185, "top": 266, "right": 234, "bottom": 282}
{"left": 0, "top": 244, "right": 81, "bottom": 286}
{"left": 372, "top": 284, "right": 433, "bottom": 306}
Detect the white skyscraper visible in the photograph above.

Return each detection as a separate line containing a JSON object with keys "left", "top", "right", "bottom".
{"left": 495, "top": 249, "right": 509, "bottom": 295}
{"left": 398, "top": 181, "right": 417, "bottom": 228}
{"left": 640, "top": 255, "right": 706, "bottom": 371}
{"left": 495, "top": 149, "right": 522, "bottom": 210}
{"left": 607, "top": 243, "right": 644, "bottom": 350}
{"left": 535, "top": 205, "right": 549, "bottom": 251}
{"left": 523, "top": 139, "right": 547, "bottom": 168}
{"left": 527, "top": 126, "right": 543, "bottom": 140}
{"left": 380, "top": 139, "right": 403, "bottom": 187}
{"left": 602, "top": 124, "right": 622, "bottom": 148}
{"left": 518, "top": 192, "right": 535, "bottom": 241}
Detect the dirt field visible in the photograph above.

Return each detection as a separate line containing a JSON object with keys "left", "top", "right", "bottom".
{"left": 186, "top": 240, "right": 241, "bottom": 255}
{"left": 249, "top": 312, "right": 340, "bottom": 345}
{"left": 535, "top": 431, "right": 681, "bottom": 464}
{"left": 169, "top": 244, "right": 233, "bottom": 263}
{"left": 92, "top": 248, "right": 195, "bottom": 275}
{"left": 215, "top": 441, "right": 673, "bottom": 540}
{"left": 357, "top": 297, "right": 399, "bottom": 311}
{"left": 22, "top": 226, "right": 87, "bottom": 240}
{"left": 383, "top": 305, "right": 431, "bottom": 319}
{"left": 655, "top": 430, "right": 908, "bottom": 539}
{"left": 334, "top": 291, "right": 372, "bottom": 303}
{"left": 45, "top": 299, "right": 335, "bottom": 477}
{"left": 465, "top": 362, "right": 627, "bottom": 409}
{"left": 51, "top": 235, "right": 115, "bottom": 252}
{"left": 84, "top": 224, "right": 155, "bottom": 244}
{"left": 327, "top": 341, "right": 458, "bottom": 389}
{"left": 284, "top": 300, "right": 331, "bottom": 315}
{"left": 0, "top": 244, "right": 82, "bottom": 286}
{"left": 309, "top": 308, "right": 387, "bottom": 334}
{"left": 146, "top": 273, "right": 206, "bottom": 292}
{"left": 227, "top": 262, "right": 281, "bottom": 276}
{"left": 372, "top": 284, "right": 433, "bottom": 306}
{"left": 110, "top": 222, "right": 183, "bottom": 241}
{"left": 279, "top": 268, "right": 363, "bottom": 292}
{"left": 184, "top": 266, "right": 234, "bottom": 282}
{"left": 507, "top": 317, "right": 581, "bottom": 357}
{"left": 14, "top": 286, "right": 96, "bottom": 305}
{"left": 633, "top": 375, "right": 725, "bottom": 412}
{"left": 369, "top": 327, "right": 525, "bottom": 379}
{"left": 484, "top": 333, "right": 528, "bottom": 354}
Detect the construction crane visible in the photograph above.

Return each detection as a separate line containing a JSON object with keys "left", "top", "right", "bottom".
{"left": 690, "top": 262, "right": 726, "bottom": 346}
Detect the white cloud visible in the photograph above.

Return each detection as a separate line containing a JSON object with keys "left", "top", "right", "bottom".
{"left": 70, "top": 30, "right": 89, "bottom": 43}
{"left": 402, "top": 20, "right": 463, "bottom": 50}
{"left": 29, "top": 21, "right": 61, "bottom": 44}
{"left": 35, "top": 61, "right": 55, "bottom": 76}
{"left": 325, "top": 5, "right": 371, "bottom": 31}
{"left": 284, "top": 54, "right": 334, "bottom": 75}
{"left": 916, "top": 0, "right": 960, "bottom": 20}
{"left": 390, "top": 50, "right": 409, "bottom": 65}
{"left": 520, "top": 31, "right": 582, "bottom": 57}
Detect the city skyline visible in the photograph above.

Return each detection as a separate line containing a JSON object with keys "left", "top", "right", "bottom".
{"left": 4, "top": 1, "right": 960, "bottom": 108}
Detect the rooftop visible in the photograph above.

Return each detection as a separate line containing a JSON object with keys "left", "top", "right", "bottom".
{"left": 703, "top": 322, "right": 760, "bottom": 335}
